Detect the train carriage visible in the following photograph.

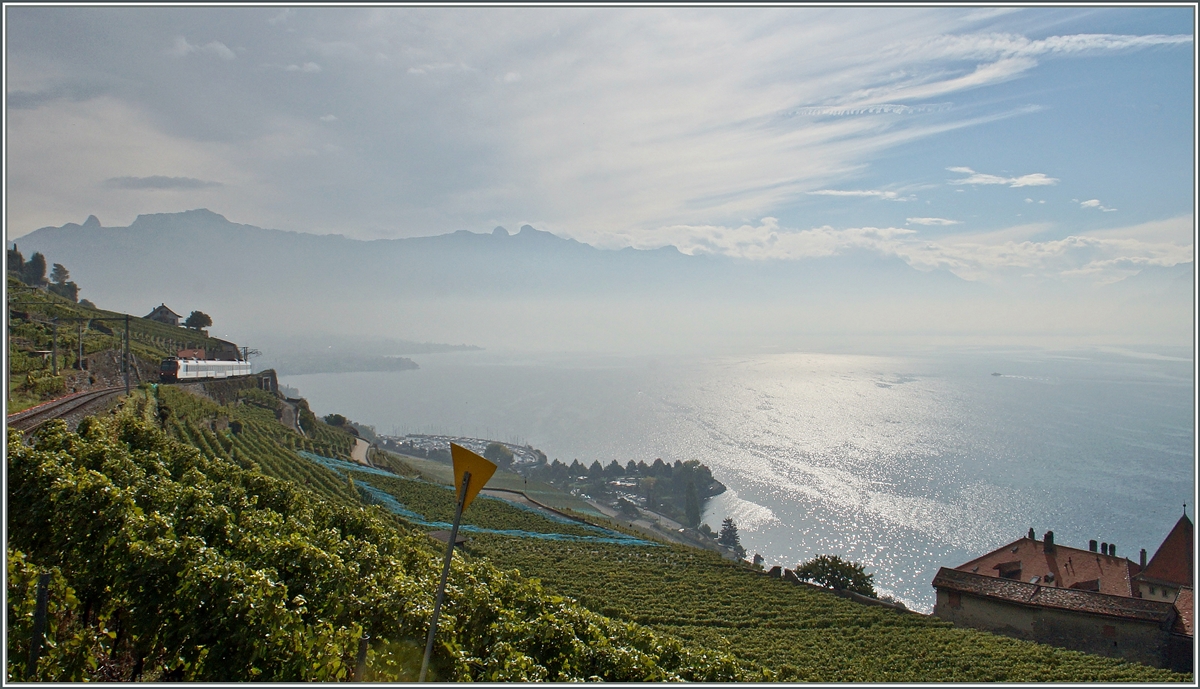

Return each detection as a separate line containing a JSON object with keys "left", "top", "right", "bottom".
{"left": 160, "top": 357, "right": 252, "bottom": 382}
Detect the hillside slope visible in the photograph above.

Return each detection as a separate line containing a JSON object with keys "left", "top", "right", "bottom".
{"left": 7, "top": 385, "right": 1188, "bottom": 682}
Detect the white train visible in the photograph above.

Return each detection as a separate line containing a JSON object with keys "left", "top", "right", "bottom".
{"left": 160, "top": 357, "right": 252, "bottom": 382}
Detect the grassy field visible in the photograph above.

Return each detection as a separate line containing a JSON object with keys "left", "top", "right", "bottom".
{"left": 382, "top": 451, "right": 605, "bottom": 516}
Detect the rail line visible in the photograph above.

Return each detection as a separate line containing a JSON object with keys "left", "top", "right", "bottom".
{"left": 6, "top": 387, "right": 125, "bottom": 433}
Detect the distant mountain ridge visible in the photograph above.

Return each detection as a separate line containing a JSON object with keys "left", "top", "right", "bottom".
{"left": 12, "top": 208, "right": 1189, "bottom": 350}
{"left": 11, "top": 208, "right": 973, "bottom": 302}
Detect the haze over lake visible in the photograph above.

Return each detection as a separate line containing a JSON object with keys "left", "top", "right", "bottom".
{"left": 282, "top": 345, "right": 1194, "bottom": 612}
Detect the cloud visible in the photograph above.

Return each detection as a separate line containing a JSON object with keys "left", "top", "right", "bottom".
{"left": 104, "top": 175, "right": 223, "bottom": 190}
{"left": 807, "top": 190, "right": 911, "bottom": 201}
{"left": 286, "top": 62, "right": 322, "bottom": 73}
{"left": 268, "top": 9, "right": 295, "bottom": 25}
{"left": 948, "top": 166, "right": 1058, "bottom": 187}
{"left": 407, "top": 62, "right": 469, "bottom": 75}
{"left": 906, "top": 217, "right": 960, "bottom": 225}
{"left": 1080, "top": 199, "right": 1116, "bottom": 212}
{"left": 789, "top": 103, "right": 953, "bottom": 117}
{"left": 169, "top": 37, "right": 236, "bottom": 60}
{"left": 503, "top": 71, "right": 521, "bottom": 83}
{"left": 607, "top": 215, "right": 1192, "bottom": 287}
{"left": 319, "top": 114, "right": 338, "bottom": 122}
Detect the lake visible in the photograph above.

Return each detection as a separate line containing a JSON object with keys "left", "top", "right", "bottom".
{"left": 280, "top": 345, "right": 1194, "bottom": 611}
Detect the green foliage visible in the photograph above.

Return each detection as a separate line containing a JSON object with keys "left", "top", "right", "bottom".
{"left": 684, "top": 481, "right": 701, "bottom": 528}
{"left": 794, "top": 554, "right": 876, "bottom": 597}
{"left": 323, "top": 413, "right": 347, "bottom": 427}
{"left": 356, "top": 472, "right": 605, "bottom": 538}
{"left": 21, "top": 370, "right": 66, "bottom": 398}
{"left": 21, "top": 251, "right": 47, "bottom": 286}
{"left": 184, "top": 310, "right": 212, "bottom": 330}
{"left": 718, "top": 517, "right": 746, "bottom": 560}
{"left": 470, "top": 537, "right": 1189, "bottom": 682}
{"left": 6, "top": 407, "right": 761, "bottom": 682}
{"left": 484, "top": 442, "right": 515, "bottom": 469}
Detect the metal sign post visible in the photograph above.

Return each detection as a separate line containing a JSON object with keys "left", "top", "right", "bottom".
{"left": 419, "top": 444, "right": 497, "bottom": 682}
{"left": 419, "top": 469, "right": 471, "bottom": 683}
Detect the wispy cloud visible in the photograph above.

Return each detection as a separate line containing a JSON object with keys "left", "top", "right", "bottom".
{"left": 407, "top": 62, "right": 470, "bottom": 75}
{"left": 169, "top": 36, "right": 235, "bottom": 60}
{"left": 807, "top": 190, "right": 911, "bottom": 201}
{"left": 906, "top": 217, "right": 960, "bottom": 225}
{"left": 1079, "top": 198, "right": 1116, "bottom": 212}
{"left": 105, "top": 175, "right": 222, "bottom": 190}
{"left": 319, "top": 114, "right": 338, "bottom": 122}
{"left": 789, "top": 103, "right": 953, "bottom": 117}
{"left": 613, "top": 215, "right": 1192, "bottom": 286}
{"left": 286, "top": 62, "right": 322, "bottom": 72}
{"left": 948, "top": 166, "right": 1058, "bottom": 187}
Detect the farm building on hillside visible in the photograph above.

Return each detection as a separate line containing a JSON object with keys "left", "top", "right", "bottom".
{"left": 932, "top": 517, "right": 1194, "bottom": 672}
{"left": 144, "top": 303, "right": 181, "bottom": 326}
{"left": 209, "top": 338, "right": 243, "bottom": 361}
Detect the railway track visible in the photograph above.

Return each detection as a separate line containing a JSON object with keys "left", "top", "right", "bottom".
{"left": 6, "top": 387, "right": 125, "bottom": 433}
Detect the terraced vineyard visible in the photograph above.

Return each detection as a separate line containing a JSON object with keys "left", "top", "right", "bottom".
{"left": 468, "top": 537, "right": 1189, "bottom": 682}
{"left": 19, "top": 383, "right": 1186, "bottom": 682}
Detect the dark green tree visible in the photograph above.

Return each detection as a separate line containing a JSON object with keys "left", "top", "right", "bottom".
{"left": 7, "top": 246, "right": 24, "bottom": 274}
{"left": 48, "top": 264, "right": 79, "bottom": 301}
{"left": 684, "top": 481, "right": 701, "bottom": 528}
{"left": 184, "top": 310, "right": 212, "bottom": 330}
{"left": 323, "top": 413, "right": 347, "bottom": 427}
{"left": 793, "top": 554, "right": 876, "bottom": 598}
{"left": 22, "top": 252, "right": 47, "bottom": 286}
{"left": 718, "top": 517, "right": 745, "bottom": 560}
{"left": 484, "top": 442, "right": 514, "bottom": 469}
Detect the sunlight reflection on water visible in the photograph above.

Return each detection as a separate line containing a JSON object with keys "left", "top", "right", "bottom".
{"left": 283, "top": 347, "right": 1193, "bottom": 612}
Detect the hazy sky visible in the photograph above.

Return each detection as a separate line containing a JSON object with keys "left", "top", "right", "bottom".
{"left": 5, "top": 6, "right": 1195, "bottom": 288}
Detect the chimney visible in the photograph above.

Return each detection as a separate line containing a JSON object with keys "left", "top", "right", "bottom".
{"left": 1140, "top": 548, "right": 1147, "bottom": 568}
{"left": 1028, "top": 527, "right": 1036, "bottom": 540}
{"left": 1089, "top": 540, "right": 1098, "bottom": 552}
{"left": 1101, "top": 542, "right": 1108, "bottom": 555}
{"left": 1043, "top": 531, "right": 1055, "bottom": 553}
{"left": 1109, "top": 544, "right": 1116, "bottom": 557}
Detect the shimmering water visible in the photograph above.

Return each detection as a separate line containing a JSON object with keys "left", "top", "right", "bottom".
{"left": 280, "top": 346, "right": 1194, "bottom": 611}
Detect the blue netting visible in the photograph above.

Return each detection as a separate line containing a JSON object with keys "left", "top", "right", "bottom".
{"left": 296, "top": 450, "right": 653, "bottom": 545}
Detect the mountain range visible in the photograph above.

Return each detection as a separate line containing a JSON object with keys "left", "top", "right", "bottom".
{"left": 9, "top": 209, "right": 1191, "bottom": 353}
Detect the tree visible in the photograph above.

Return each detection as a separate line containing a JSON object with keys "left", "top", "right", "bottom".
{"left": 484, "top": 442, "right": 514, "bottom": 469}
{"left": 684, "top": 481, "right": 701, "bottom": 528}
{"left": 185, "top": 311, "right": 212, "bottom": 330}
{"left": 50, "top": 263, "right": 70, "bottom": 285}
{"left": 7, "top": 246, "right": 24, "bottom": 274}
{"left": 793, "top": 554, "right": 876, "bottom": 598}
{"left": 22, "top": 252, "right": 47, "bottom": 286}
{"left": 323, "top": 413, "right": 347, "bottom": 427}
{"left": 718, "top": 517, "right": 746, "bottom": 560}
{"left": 48, "top": 264, "right": 79, "bottom": 302}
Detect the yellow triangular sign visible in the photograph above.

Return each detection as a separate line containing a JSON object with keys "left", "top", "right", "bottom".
{"left": 451, "top": 443, "right": 497, "bottom": 511}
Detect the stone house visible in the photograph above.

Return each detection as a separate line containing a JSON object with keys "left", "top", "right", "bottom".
{"left": 932, "top": 519, "right": 1193, "bottom": 672}
{"left": 1133, "top": 514, "right": 1193, "bottom": 603}
{"left": 144, "top": 303, "right": 181, "bottom": 326}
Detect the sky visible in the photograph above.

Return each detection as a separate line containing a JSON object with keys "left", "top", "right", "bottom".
{"left": 4, "top": 5, "right": 1196, "bottom": 290}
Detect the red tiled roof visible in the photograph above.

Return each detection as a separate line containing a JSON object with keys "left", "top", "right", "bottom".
{"left": 1138, "top": 515, "right": 1193, "bottom": 588}
{"left": 954, "top": 536, "right": 1138, "bottom": 597}
{"left": 933, "top": 568, "right": 1177, "bottom": 624}
{"left": 1173, "top": 587, "right": 1193, "bottom": 637}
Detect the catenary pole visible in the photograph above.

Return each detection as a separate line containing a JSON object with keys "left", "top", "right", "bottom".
{"left": 124, "top": 314, "right": 130, "bottom": 395}
{"left": 419, "top": 470, "right": 472, "bottom": 682}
